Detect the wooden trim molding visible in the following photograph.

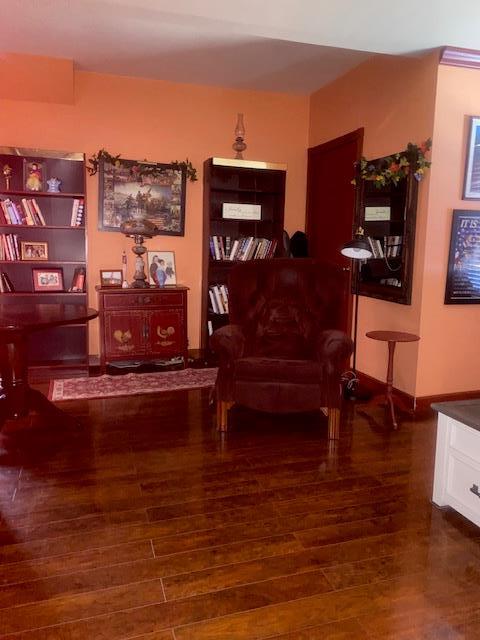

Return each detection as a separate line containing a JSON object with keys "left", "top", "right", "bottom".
{"left": 358, "top": 370, "right": 480, "bottom": 416}
{"left": 440, "top": 47, "right": 480, "bottom": 70}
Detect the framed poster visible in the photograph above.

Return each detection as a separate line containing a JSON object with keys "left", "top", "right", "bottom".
{"left": 445, "top": 210, "right": 480, "bottom": 304}
{"left": 98, "top": 159, "right": 186, "bottom": 235}
{"left": 463, "top": 117, "right": 480, "bottom": 200}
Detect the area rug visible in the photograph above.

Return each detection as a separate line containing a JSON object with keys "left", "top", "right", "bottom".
{"left": 49, "top": 368, "right": 218, "bottom": 402}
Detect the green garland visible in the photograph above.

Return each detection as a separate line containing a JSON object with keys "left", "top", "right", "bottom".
{"left": 353, "top": 139, "right": 432, "bottom": 188}
{"left": 87, "top": 149, "right": 197, "bottom": 182}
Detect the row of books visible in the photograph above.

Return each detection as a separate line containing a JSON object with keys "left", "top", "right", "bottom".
{"left": 70, "top": 199, "right": 85, "bottom": 227}
{"left": 0, "top": 234, "right": 20, "bottom": 260}
{"left": 368, "top": 235, "right": 403, "bottom": 259}
{"left": 0, "top": 198, "right": 46, "bottom": 226}
{"left": 0, "top": 197, "right": 85, "bottom": 227}
{"left": 0, "top": 272, "right": 14, "bottom": 292}
{"left": 209, "top": 236, "right": 277, "bottom": 261}
{"left": 208, "top": 284, "right": 229, "bottom": 315}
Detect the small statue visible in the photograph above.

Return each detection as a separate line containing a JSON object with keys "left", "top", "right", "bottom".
{"left": 25, "top": 162, "right": 43, "bottom": 191}
{"left": 2, "top": 164, "right": 12, "bottom": 190}
{"left": 46, "top": 177, "right": 62, "bottom": 193}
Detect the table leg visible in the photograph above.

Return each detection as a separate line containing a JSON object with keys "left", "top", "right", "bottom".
{"left": 386, "top": 340, "right": 397, "bottom": 429}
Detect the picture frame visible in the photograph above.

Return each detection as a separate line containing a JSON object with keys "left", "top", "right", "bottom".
{"left": 98, "top": 158, "right": 186, "bottom": 235}
{"left": 21, "top": 241, "right": 48, "bottom": 261}
{"left": 23, "top": 159, "right": 45, "bottom": 192}
{"left": 445, "top": 210, "right": 480, "bottom": 304}
{"left": 147, "top": 251, "right": 177, "bottom": 286}
{"left": 99, "top": 269, "right": 123, "bottom": 288}
{"left": 463, "top": 117, "right": 480, "bottom": 200}
{"left": 32, "top": 267, "right": 64, "bottom": 292}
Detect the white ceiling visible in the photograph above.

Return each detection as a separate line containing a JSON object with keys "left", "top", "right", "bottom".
{"left": 2, "top": 0, "right": 480, "bottom": 94}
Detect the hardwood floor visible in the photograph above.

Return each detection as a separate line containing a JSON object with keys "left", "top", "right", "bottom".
{"left": 0, "top": 389, "right": 479, "bottom": 639}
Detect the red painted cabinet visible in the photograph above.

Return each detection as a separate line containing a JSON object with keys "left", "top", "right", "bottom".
{"left": 97, "top": 287, "right": 188, "bottom": 372}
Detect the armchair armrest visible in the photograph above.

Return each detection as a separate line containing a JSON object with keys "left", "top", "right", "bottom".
{"left": 316, "top": 329, "right": 353, "bottom": 372}
{"left": 210, "top": 324, "right": 246, "bottom": 403}
{"left": 210, "top": 324, "right": 246, "bottom": 363}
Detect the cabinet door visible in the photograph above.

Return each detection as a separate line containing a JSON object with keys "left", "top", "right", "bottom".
{"left": 147, "top": 308, "right": 185, "bottom": 356}
{"left": 104, "top": 311, "right": 146, "bottom": 358}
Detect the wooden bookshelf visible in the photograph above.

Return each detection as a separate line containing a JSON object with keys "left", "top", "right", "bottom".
{"left": 0, "top": 146, "right": 88, "bottom": 379}
{"left": 201, "top": 157, "right": 286, "bottom": 357}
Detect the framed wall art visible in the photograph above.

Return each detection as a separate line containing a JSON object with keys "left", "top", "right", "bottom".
{"left": 445, "top": 210, "right": 480, "bottom": 304}
{"left": 463, "top": 117, "right": 480, "bottom": 200}
{"left": 32, "top": 267, "right": 64, "bottom": 292}
{"left": 98, "top": 159, "right": 186, "bottom": 235}
{"left": 147, "top": 251, "right": 177, "bottom": 287}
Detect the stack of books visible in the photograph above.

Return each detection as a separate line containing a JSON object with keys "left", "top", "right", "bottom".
{"left": 208, "top": 284, "right": 229, "bottom": 314}
{"left": 368, "top": 235, "right": 403, "bottom": 259}
{"left": 209, "top": 236, "right": 277, "bottom": 261}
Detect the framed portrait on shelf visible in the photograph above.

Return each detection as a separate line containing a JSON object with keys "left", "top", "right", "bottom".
{"left": 23, "top": 159, "right": 45, "bottom": 192}
{"left": 99, "top": 269, "right": 123, "bottom": 288}
{"left": 463, "top": 117, "right": 480, "bottom": 200}
{"left": 32, "top": 267, "right": 64, "bottom": 292}
{"left": 445, "top": 210, "right": 480, "bottom": 304}
{"left": 98, "top": 158, "right": 186, "bottom": 235}
{"left": 147, "top": 251, "right": 177, "bottom": 287}
{"left": 21, "top": 241, "right": 48, "bottom": 261}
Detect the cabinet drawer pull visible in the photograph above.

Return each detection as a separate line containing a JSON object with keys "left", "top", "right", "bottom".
{"left": 470, "top": 484, "right": 480, "bottom": 498}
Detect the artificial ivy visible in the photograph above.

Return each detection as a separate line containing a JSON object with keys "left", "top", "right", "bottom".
{"left": 353, "top": 139, "right": 432, "bottom": 188}
{"left": 87, "top": 149, "right": 197, "bottom": 182}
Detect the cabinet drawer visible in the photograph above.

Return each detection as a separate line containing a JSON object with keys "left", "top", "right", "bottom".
{"left": 449, "top": 419, "right": 480, "bottom": 463}
{"left": 103, "top": 292, "right": 184, "bottom": 309}
{"left": 447, "top": 455, "right": 480, "bottom": 519}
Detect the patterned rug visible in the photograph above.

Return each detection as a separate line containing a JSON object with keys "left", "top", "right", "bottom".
{"left": 49, "top": 368, "right": 218, "bottom": 402}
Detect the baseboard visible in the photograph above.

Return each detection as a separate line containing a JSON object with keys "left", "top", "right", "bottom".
{"left": 357, "top": 371, "right": 415, "bottom": 412}
{"left": 357, "top": 370, "right": 480, "bottom": 416}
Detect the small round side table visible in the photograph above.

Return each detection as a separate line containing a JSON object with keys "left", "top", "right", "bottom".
{"left": 366, "top": 331, "right": 420, "bottom": 429}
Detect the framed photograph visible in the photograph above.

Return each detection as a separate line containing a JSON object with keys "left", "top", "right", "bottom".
{"left": 23, "top": 159, "right": 45, "bottom": 192}
{"left": 21, "top": 241, "right": 48, "bottom": 261}
{"left": 32, "top": 268, "right": 64, "bottom": 292}
{"left": 222, "top": 203, "right": 262, "bottom": 220}
{"left": 98, "top": 158, "right": 186, "bottom": 235}
{"left": 445, "top": 210, "right": 480, "bottom": 304}
{"left": 99, "top": 269, "right": 123, "bottom": 288}
{"left": 463, "top": 117, "right": 480, "bottom": 200}
{"left": 147, "top": 251, "right": 177, "bottom": 286}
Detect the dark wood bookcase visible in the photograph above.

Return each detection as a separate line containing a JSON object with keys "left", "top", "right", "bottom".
{"left": 201, "top": 157, "right": 286, "bottom": 354}
{"left": 0, "top": 147, "right": 88, "bottom": 379}
{"left": 354, "top": 155, "right": 419, "bottom": 305}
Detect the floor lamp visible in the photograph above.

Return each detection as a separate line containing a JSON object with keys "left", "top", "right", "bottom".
{"left": 340, "top": 227, "right": 373, "bottom": 399}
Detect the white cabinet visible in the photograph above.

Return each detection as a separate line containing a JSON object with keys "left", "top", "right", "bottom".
{"left": 433, "top": 401, "right": 480, "bottom": 527}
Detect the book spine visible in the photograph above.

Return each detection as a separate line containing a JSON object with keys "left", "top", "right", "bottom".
{"left": 208, "top": 288, "right": 219, "bottom": 314}
{"left": 229, "top": 239, "right": 240, "bottom": 261}
{"left": 32, "top": 199, "right": 46, "bottom": 225}
{"left": 219, "top": 284, "right": 229, "bottom": 314}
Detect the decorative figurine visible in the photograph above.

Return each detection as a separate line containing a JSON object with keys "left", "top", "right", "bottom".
{"left": 25, "top": 161, "right": 43, "bottom": 191}
{"left": 2, "top": 164, "right": 12, "bottom": 190}
{"left": 46, "top": 177, "right": 62, "bottom": 193}
{"left": 121, "top": 250, "right": 129, "bottom": 288}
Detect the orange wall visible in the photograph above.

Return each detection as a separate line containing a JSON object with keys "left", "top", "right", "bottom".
{"left": 415, "top": 64, "right": 480, "bottom": 396}
{"left": 0, "top": 59, "right": 309, "bottom": 354}
{"left": 309, "top": 53, "right": 438, "bottom": 395}
{"left": 0, "top": 53, "right": 74, "bottom": 104}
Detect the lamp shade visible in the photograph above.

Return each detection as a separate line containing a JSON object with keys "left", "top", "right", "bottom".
{"left": 341, "top": 228, "right": 372, "bottom": 260}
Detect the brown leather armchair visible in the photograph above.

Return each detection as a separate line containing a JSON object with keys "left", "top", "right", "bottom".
{"left": 211, "top": 258, "right": 353, "bottom": 439}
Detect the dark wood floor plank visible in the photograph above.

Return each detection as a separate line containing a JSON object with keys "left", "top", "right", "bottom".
{"left": 269, "top": 618, "right": 370, "bottom": 639}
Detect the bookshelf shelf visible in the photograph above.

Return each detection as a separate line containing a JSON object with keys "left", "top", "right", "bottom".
{"left": 0, "top": 146, "right": 89, "bottom": 378}
{"left": 0, "top": 190, "right": 84, "bottom": 199}
{"left": 201, "top": 157, "right": 286, "bottom": 357}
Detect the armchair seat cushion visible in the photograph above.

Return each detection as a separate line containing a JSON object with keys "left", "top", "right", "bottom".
{"left": 235, "top": 357, "right": 321, "bottom": 385}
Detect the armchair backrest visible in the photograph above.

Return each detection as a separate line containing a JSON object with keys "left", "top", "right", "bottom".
{"left": 228, "top": 258, "right": 350, "bottom": 359}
